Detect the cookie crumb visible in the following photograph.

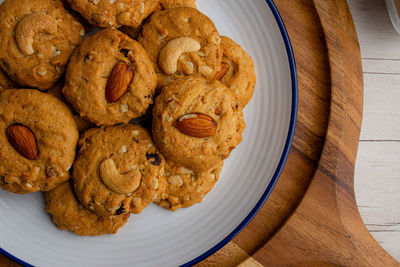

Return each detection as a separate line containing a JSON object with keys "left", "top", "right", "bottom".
{"left": 120, "top": 104, "right": 129, "bottom": 113}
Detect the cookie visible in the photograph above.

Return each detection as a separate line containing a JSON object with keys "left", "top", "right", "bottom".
{"left": 47, "top": 81, "right": 93, "bottom": 132}
{"left": 0, "top": 89, "right": 79, "bottom": 194}
{"left": 67, "top": 0, "right": 160, "bottom": 28}
{"left": 138, "top": 7, "right": 222, "bottom": 88}
{"left": 217, "top": 36, "right": 256, "bottom": 109}
{"left": 0, "top": 69, "right": 17, "bottom": 92}
{"left": 45, "top": 181, "right": 130, "bottom": 236}
{"left": 156, "top": 160, "right": 223, "bottom": 211}
{"left": 73, "top": 124, "right": 166, "bottom": 217}
{"left": 63, "top": 29, "right": 157, "bottom": 126}
{"left": 59, "top": 0, "right": 96, "bottom": 34}
{"left": 119, "top": 0, "right": 197, "bottom": 40}
{"left": 0, "top": 0, "right": 84, "bottom": 90}
{"left": 152, "top": 77, "right": 245, "bottom": 172}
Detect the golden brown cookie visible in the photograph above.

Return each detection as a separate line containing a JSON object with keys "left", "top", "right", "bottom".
{"left": 156, "top": 160, "right": 223, "bottom": 211}
{"left": 119, "top": 0, "right": 196, "bottom": 40}
{"left": 67, "top": 0, "right": 159, "bottom": 28}
{"left": 59, "top": 0, "right": 96, "bottom": 33}
{"left": 0, "top": 0, "right": 84, "bottom": 90}
{"left": 0, "top": 89, "right": 79, "bottom": 194}
{"left": 152, "top": 77, "right": 245, "bottom": 172}
{"left": 0, "top": 69, "right": 17, "bottom": 92}
{"left": 138, "top": 7, "right": 222, "bottom": 88}
{"left": 63, "top": 29, "right": 157, "bottom": 126}
{"left": 217, "top": 36, "right": 256, "bottom": 109}
{"left": 45, "top": 181, "right": 130, "bottom": 236}
{"left": 47, "top": 81, "right": 93, "bottom": 132}
{"left": 73, "top": 124, "right": 166, "bottom": 217}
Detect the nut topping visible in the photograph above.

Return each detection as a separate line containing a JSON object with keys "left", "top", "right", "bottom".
{"left": 6, "top": 124, "right": 39, "bottom": 160}
{"left": 100, "top": 158, "right": 141, "bottom": 194}
{"left": 15, "top": 13, "right": 57, "bottom": 55}
{"left": 159, "top": 37, "right": 201, "bottom": 74}
{"left": 173, "top": 113, "right": 217, "bottom": 138}
{"left": 105, "top": 62, "right": 133, "bottom": 103}
{"left": 214, "top": 62, "right": 228, "bottom": 80}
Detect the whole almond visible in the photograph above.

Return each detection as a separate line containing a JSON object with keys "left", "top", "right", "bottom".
{"left": 173, "top": 113, "right": 217, "bottom": 138}
{"left": 6, "top": 124, "right": 39, "bottom": 160}
{"left": 214, "top": 62, "right": 228, "bottom": 80}
{"left": 105, "top": 62, "right": 133, "bottom": 103}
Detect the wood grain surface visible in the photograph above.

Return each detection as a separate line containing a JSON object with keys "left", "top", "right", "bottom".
{"left": 348, "top": 0, "right": 400, "bottom": 260}
{"left": 199, "top": 0, "right": 399, "bottom": 265}
{"left": 1, "top": 0, "right": 398, "bottom": 266}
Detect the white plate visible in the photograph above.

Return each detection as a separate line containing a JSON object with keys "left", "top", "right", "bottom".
{"left": 0, "top": 0, "right": 297, "bottom": 266}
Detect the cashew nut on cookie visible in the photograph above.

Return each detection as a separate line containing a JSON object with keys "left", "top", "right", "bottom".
{"left": 15, "top": 12, "right": 57, "bottom": 55}
{"left": 158, "top": 37, "right": 201, "bottom": 74}
{"left": 100, "top": 158, "right": 142, "bottom": 194}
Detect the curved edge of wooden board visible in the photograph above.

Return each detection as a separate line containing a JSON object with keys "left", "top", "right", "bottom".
{"left": 252, "top": 0, "right": 399, "bottom": 266}
{"left": 323, "top": 1, "right": 399, "bottom": 265}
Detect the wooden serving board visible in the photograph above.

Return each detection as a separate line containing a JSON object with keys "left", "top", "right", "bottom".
{"left": 198, "top": 0, "right": 400, "bottom": 266}
{"left": 0, "top": 0, "right": 398, "bottom": 266}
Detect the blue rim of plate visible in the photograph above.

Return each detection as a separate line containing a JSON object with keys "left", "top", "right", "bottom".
{"left": 0, "top": 0, "right": 297, "bottom": 266}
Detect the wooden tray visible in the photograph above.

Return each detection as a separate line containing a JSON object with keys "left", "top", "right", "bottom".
{"left": 197, "top": 0, "right": 400, "bottom": 266}
{"left": 1, "top": 0, "right": 398, "bottom": 266}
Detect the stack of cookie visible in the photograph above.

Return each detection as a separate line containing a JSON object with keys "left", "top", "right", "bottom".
{"left": 0, "top": 0, "right": 256, "bottom": 236}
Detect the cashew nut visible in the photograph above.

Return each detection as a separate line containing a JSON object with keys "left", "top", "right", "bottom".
{"left": 167, "top": 175, "right": 183, "bottom": 187}
{"left": 100, "top": 158, "right": 141, "bottom": 194}
{"left": 158, "top": 37, "right": 201, "bottom": 74}
{"left": 15, "top": 12, "right": 58, "bottom": 55}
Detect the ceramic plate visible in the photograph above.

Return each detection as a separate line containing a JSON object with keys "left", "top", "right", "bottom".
{"left": 0, "top": 0, "right": 297, "bottom": 266}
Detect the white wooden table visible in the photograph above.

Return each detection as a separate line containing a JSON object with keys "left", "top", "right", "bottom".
{"left": 348, "top": 0, "right": 400, "bottom": 261}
